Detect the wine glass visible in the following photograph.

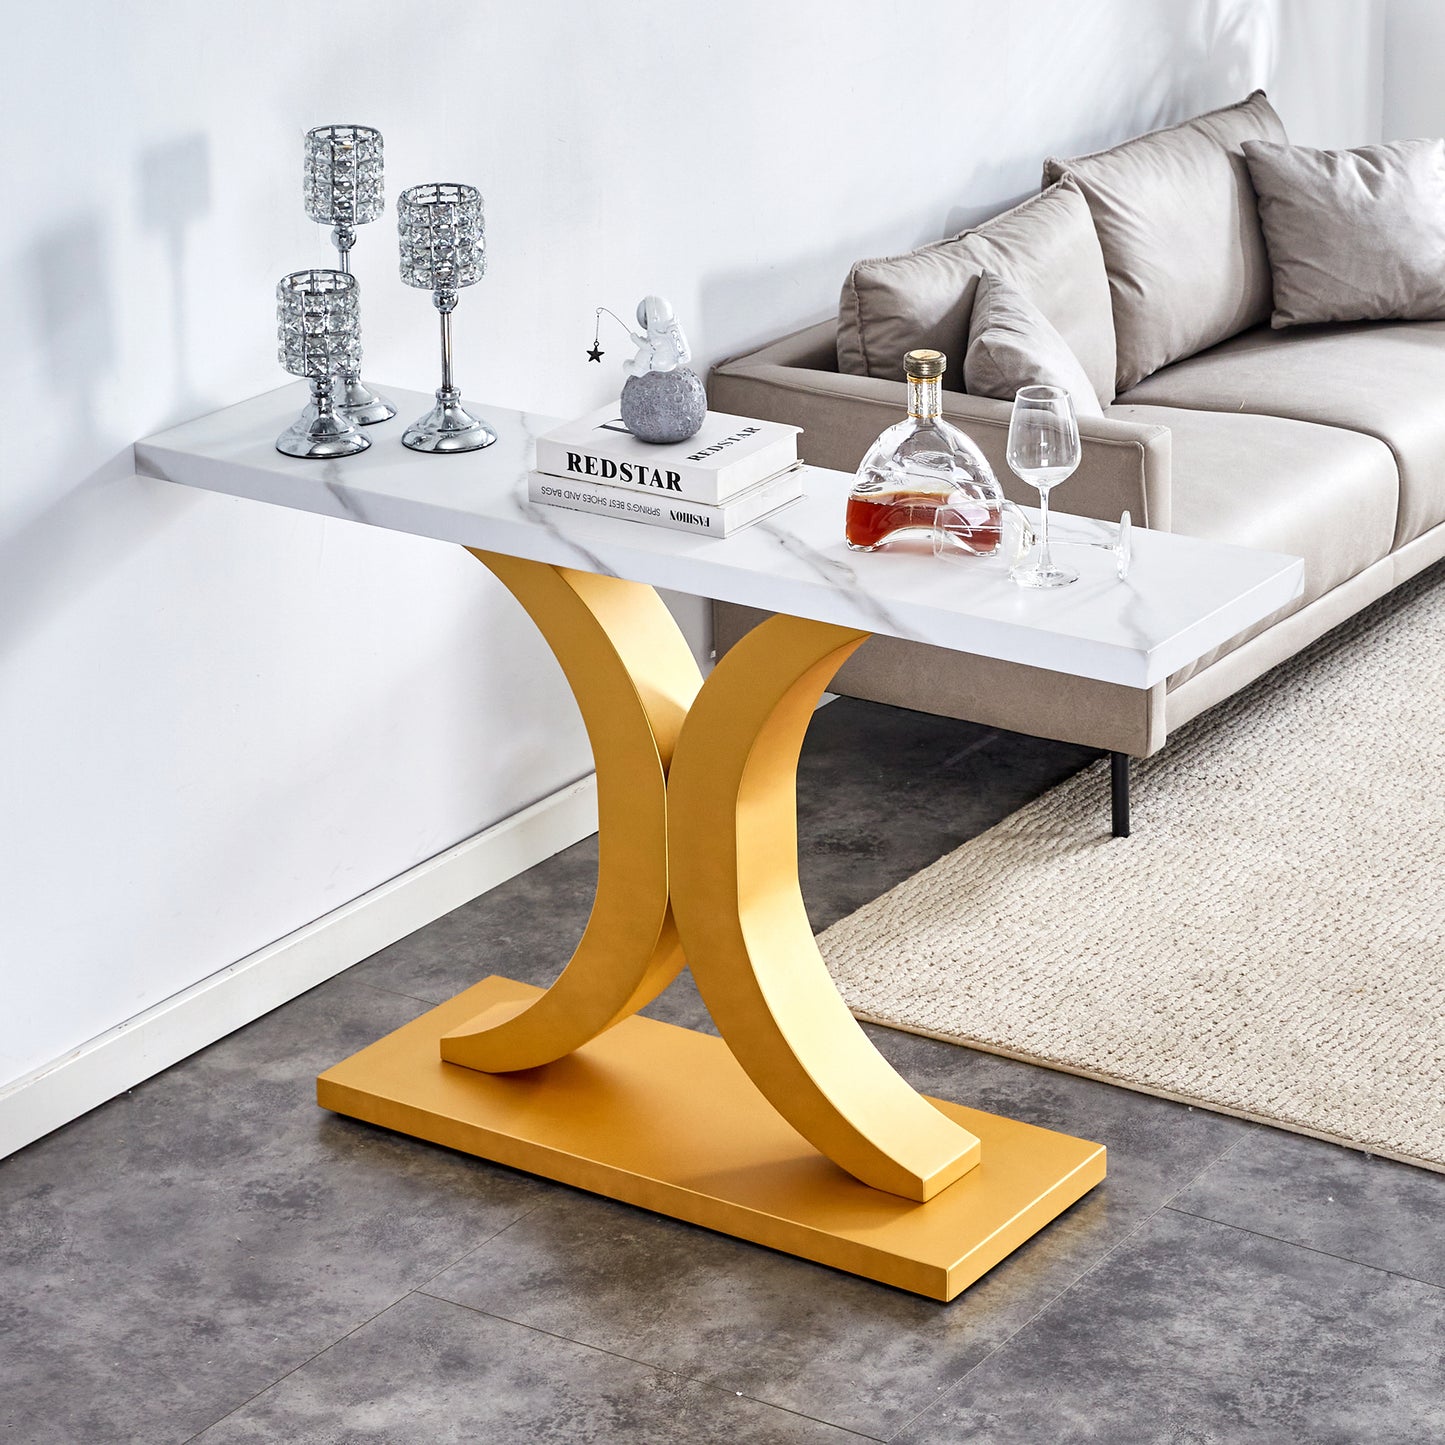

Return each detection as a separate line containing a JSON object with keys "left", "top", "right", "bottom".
{"left": 935, "top": 503, "right": 1131, "bottom": 581}
{"left": 1006, "top": 385, "right": 1081, "bottom": 588}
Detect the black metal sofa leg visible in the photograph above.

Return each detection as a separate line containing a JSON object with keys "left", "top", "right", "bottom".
{"left": 1111, "top": 752, "right": 1131, "bottom": 837}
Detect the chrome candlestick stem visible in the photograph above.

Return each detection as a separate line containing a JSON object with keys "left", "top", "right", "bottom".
{"left": 397, "top": 182, "right": 496, "bottom": 454}
{"left": 410, "top": 288, "right": 488, "bottom": 445}
{"left": 303, "top": 124, "right": 395, "bottom": 425}
{"left": 438, "top": 289, "right": 456, "bottom": 389}
{"left": 332, "top": 224, "right": 357, "bottom": 270}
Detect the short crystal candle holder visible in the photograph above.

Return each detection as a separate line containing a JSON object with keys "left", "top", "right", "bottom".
{"left": 303, "top": 123, "right": 394, "bottom": 425}
{"left": 396, "top": 181, "right": 496, "bottom": 454}
{"left": 274, "top": 268, "right": 370, "bottom": 459}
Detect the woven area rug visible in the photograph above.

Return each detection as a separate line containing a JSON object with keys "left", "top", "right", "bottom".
{"left": 820, "top": 563, "right": 1445, "bottom": 1171}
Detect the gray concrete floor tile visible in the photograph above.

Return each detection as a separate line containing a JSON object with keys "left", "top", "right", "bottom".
{"left": 10, "top": 695, "right": 1431, "bottom": 1442}
{"left": 189, "top": 1292, "right": 868, "bottom": 1444}
{"left": 0, "top": 979, "right": 546, "bottom": 1445}
{"left": 1170, "top": 1127, "right": 1445, "bottom": 1289}
{"left": 347, "top": 836, "right": 598, "bottom": 1005}
{"left": 419, "top": 1046, "right": 1244, "bottom": 1439}
{"left": 893, "top": 1208, "right": 1445, "bottom": 1445}
{"left": 793, "top": 702, "right": 1099, "bottom": 932}
{"left": 425, "top": 1191, "right": 998, "bottom": 1439}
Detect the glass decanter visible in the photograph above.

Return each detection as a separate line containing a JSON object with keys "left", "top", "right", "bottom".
{"left": 845, "top": 349, "right": 1004, "bottom": 554}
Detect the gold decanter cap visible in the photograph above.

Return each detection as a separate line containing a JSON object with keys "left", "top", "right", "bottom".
{"left": 904, "top": 349, "right": 946, "bottom": 380}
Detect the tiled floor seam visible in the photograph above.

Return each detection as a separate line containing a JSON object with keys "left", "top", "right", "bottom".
{"left": 881, "top": 1117, "right": 1253, "bottom": 1439}
{"left": 878, "top": 1209, "right": 1164, "bottom": 1442}
{"left": 173, "top": 1207, "right": 550, "bottom": 1444}
{"left": 348, "top": 974, "right": 460, "bottom": 1009}
{"left": 936, "top": 727, "right": 1004, "bottom": 770}
{"left": 413, "top": 1195, "right": 552, "bottom": 1293}
{"left": 1154, "top": 1125, "right": 1247, "bottom": 1210}
{"left": 412, "top": 1287, "right": 888, "bottom": 1441}
{"left": 1161, "top": 1200, "right": 1445, "bottom": 1292}
{"left": 177, "top": 1295, "right": 412, "bottom": 1445}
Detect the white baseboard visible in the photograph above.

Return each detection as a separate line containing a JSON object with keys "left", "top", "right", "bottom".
{"left": 0, "top": 775, "right": 599, "bottom": 1162}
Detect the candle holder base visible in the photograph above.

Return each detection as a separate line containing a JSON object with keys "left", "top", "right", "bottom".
{"left": 338, "top": 375, "right": 397, "bottom": 426}
{"left": 402, "top": 387, "right": 497, "bottom": 454}
{"left": 275, "top": 406, "right": 370, "bottom": 459}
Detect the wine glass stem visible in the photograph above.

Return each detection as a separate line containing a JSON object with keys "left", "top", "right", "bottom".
{"left": 1036, "top": 487, "right": 1055, "bottom": 573}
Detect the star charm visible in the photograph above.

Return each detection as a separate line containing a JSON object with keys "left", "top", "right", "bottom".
{"left": 587, "top": 343, "right": 604, "bottom": 363}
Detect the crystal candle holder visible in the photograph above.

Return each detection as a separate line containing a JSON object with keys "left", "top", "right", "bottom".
{"left": 303, "top": 124, "right": 394, "bottom": 425}
{"left": 274, "top": 269, "right": 369, "bottom": 459}
{"left": 396, "top": 181, "right": 496, "bottom": 453}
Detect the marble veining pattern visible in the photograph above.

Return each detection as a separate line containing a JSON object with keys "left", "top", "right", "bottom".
{"left": 133, "top": 384, "right": 1304, "bottom": 689}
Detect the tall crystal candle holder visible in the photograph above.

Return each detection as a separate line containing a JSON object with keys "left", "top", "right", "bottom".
{"left": 274, "top": 269, "right": 369, "bottom": 459}
{"left": 304, "top": 123, "right": 395, "bottom": 425}
{"left": 396, "top": 182, "right": 497, "bottom": 453}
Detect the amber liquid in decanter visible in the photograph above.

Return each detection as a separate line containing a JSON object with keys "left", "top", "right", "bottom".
{"left": 845, "top": 349, "right": 1005, "bottom": 556}
{"left": 845, "top": 489, "right": 1003, "bottom": 552}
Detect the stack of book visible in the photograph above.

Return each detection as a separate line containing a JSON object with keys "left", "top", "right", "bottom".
{"left": 528, "top": 406, "right": 804, "bottom": 537}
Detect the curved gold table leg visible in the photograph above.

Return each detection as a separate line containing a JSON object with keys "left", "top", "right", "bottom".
{"left": 438, "top": 549, "right": 702, "bottom": 1072}
{"left": 667, "top": 613, "right": 982, "bottom": 1202}
{"left": 321, "top": 558, "right": 1106, "bottom": 1299}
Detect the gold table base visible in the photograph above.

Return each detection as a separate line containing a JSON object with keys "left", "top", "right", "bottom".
{"left": 319, "top": 977, "right": 1105, "bottom": 1302}
{"left": 317, "top": 551, "right": 1106, "bottom": 1300}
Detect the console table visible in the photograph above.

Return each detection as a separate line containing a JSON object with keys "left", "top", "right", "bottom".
{"left": 135, "top": 383, "right": 1303, "bottom": 1301}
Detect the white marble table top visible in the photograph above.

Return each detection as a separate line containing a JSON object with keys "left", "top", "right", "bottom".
{"left": 134, "top": 384, "right": 1303, "bottom": 690}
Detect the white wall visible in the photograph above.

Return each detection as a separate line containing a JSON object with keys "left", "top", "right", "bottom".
{"left": 0, "top": 0, "right": 1380, "bottom": 1106}
{"left": 1382, "top": 0, "right": 1445, "bottom": 138}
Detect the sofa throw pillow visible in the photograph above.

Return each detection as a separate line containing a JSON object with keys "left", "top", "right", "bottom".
{"left": 1242, "top": 137, "right": 1445, "bottom": 327}
{"left": 1044, "top": 90, "right": 1287, "bottom": 393}
{"left": 964, "top": 271, "right": 1104, "bottom": 417}
{"left": 837, "top": 175, "right": 1117, "bottom": 404}
{"left": 836, "top": 238, "right": 980, "bottom": 387}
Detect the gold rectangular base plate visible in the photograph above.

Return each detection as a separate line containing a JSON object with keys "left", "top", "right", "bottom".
{"left": 318, "top": 977, "right": 1105, "bottom": 1301}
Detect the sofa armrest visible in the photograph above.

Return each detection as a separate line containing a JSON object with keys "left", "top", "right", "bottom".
{"left": 713, "top": 318, "right": 843, "bottom": 373}
{"left": 710, "top": 324, "right": 1173, "bottom": 530}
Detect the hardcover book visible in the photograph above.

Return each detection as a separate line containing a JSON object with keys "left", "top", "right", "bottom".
{"left": 534, "top": 406, "right": 802, "bottom": 505}
{"left": 527, "top": 463, "right": 804, "bottom": 537}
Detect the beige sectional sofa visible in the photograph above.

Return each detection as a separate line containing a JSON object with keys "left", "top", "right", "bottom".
{"left": 709, "top": 92, "right": 1445, "bottom": 789}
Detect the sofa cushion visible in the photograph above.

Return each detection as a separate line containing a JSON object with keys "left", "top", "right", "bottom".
{"left": 1044, "top": 91, "right": 1287, "bottom": 393}
{"left": 1105, "top": 402, "right": 1399, "bottom": 686}
{"left": 1243, "top": 138, "right": 1445, "bottom": 327}
{"left": 1120, "top": 321, "right": 1445, "bottom": 548}
{"left": 964, "top": 271, "right": 1104, "bottom": 417}
{"left": 837, "top": 176, "right": 1116, "bottom": 403}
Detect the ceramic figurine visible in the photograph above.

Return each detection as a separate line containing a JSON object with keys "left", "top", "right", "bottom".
{"left": 590, "top": 295, "right": 708, "bottom": 444}
{"left": 626, "top": 295, "right": 692, "bottom": 375}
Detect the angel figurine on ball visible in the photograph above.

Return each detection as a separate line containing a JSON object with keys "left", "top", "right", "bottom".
{"left": 588, "top": 295, "right": 707, "bottom": 443}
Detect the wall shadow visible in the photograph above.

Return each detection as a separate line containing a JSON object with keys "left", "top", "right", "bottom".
{"left": 139, "top": 132, "right": 212, "bottom": 416}
{"left": 0, "top": 203, "right": 199, "bottom": 659}
{"left": 695, "top": 158, "right": 1028, "bottom": 370}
